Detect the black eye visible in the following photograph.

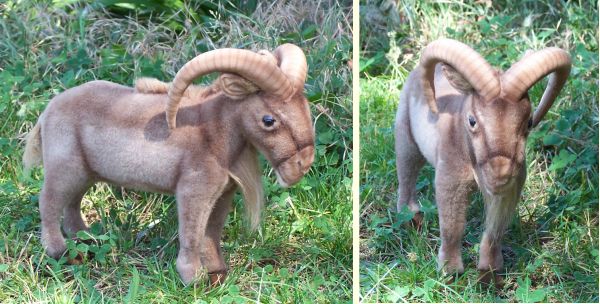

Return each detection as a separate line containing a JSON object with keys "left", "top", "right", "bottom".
{"left": 468, "top": 115, "right": 476, "bottom": 127}
{"left": 527, "top": 118, "right": 533, "bottom": 129}
{"left": 262, "top": 115, "right": 276, "bottom": 127}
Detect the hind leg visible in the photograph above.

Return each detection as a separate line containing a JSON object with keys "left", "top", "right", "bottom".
{"left": 39, "top": 165, "right": 90, "bottom": 259}
{"left": 62, "top": 187, "right": 90, "bottom": 236}
{"left": 395, "top": 120, "right": 426, "bottom": 225}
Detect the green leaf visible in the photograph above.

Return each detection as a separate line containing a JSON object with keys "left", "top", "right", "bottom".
{"left": 76, "top": 243, "right": 89, "bottom": 254}
{"left": 0, "top": 264, "right": 9, "bottom": 272}
{"left": 516, "top": 277, "right": 547, "bottom": 303}
{"left": 555, "top": 118, "right": 570, "bottom": 132}
{"left": 96, "top": 234, "right": 111, "bottom": 241}
{"left": 301, "top": 24, "right": 318, "bottom": 39}
{"left": 279, "top": 268, "right": 289, "bottom": 278}
{"left": 76, "top": 230, "right": 93, "bottom": 240}
{"left": 386, "top": 286, "right": 409, "bottom": 302}
{"left": 528, "top": 289, "right": 547, "bottom": 302}
{"left": 359, "top": 52, "right": 385, "bottom": 72}
{"left": 317, "top": 130, "right": 334, "bottom": 145}
{"left": 124, "top": 267, "right": 140, "bottom": 303}
{"left": 392, "top": 205, "right": 416, "bottom": 228}
{"left": 549, "top": 149, "right": 577, "bottom": 171}
{"left": 542, "top": 133, "right": 561, "bottom": 146}
{"left": 228, "top": 284, "right": 240, "bottom": 296}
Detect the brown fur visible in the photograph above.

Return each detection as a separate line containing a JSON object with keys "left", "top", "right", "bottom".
{"left": 395, "top": 50, "right": 564, "bottom": 285}
{"left": 23, "top": 67, "right": 314, "bottom": 285}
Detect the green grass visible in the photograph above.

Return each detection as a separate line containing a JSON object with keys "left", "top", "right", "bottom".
{"left": 360, "top": 0, "right": 598, "bottom": 302}
{"left": 0, "top": 1, "right": 352, "bottom": 303}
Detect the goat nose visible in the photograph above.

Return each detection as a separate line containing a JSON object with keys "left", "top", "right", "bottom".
{"left": 488, "top": 156, "right": 512, "bottom": 184}
{"left": 298, "top": 146, "right": 314, "bottom": 173}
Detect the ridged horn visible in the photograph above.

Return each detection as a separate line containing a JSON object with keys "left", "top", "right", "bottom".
{"left": 166, "top": 48, "right": 293, "bottom": 129}
{"left": 420, "top": 39, "right": 500, "bottom": 112}
{"left": 274, "top": 43, "right": 308, "bottom": 91}
{"left": 501, "top": 48, "right": 571, "bottom": 128}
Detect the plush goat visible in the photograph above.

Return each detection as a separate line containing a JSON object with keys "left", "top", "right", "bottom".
{"left": 394, "top": 39, "right": 571, "bottom": 283}
{"left": 23, "top": 43, "right": 315, "bottom": 285}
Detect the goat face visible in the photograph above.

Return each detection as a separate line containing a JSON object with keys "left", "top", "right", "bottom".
{"left": 420, "top": 40, "right": 571, "bottom": 195}
{"left": 241, "top": 92, "right": 315, "bottom": 187}
{"left": 464, "top": 94, "right": 531, "bottom": 194}
{"left": 163, "top": 44, "right": 315, "bottom": 187}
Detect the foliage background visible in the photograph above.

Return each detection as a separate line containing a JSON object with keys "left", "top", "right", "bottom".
{"left": 359, "top": 0, "right": 598, "bottom": 302}
{"left": 0, "top": 0, "right": 352, "bottom": 302}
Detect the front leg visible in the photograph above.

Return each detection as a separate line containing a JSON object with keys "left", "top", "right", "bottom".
{"left": 175, "top": 169, "right": 229, "bottom": 285}
{"left": 202, "top": 184, "right": 236, "bottom": 285}
{"left": 435, "top": 172, "right": 473, "bottom": 274}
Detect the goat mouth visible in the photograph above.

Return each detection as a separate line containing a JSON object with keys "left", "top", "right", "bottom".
{"left": 274, "top": 169, "right": 291, "bottom": 188}
{"left": 272, "top": 146, "right": 314, "bottom": 188}
{"left": 482, "top": 177, "right": 515, "bottom": 195}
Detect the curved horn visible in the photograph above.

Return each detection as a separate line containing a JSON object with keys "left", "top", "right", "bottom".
{"left": 501, "top": 48, "right": 571, "bottom": 128}
{"left": 420, "top": 39, "right": 500, "bottom": 112}
{"left": 166, "top": 48, "right": 293, "bottom": 129}
{"left": 274, "top": 43, "right": 308, "bottom": 91}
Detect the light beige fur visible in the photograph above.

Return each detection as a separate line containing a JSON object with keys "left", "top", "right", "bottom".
{"left": 23, "top": 49, "right": 315, "bottom": 286}
{"left": 22, "top": 119, "right": 43, "bottom": 172}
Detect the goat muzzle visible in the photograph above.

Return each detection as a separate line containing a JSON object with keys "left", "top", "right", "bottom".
{"left": 275, "top": 145, "right": 314, "bottom": 188}
{"left": 481, "top": 156, "right": 516, "bottom": 194}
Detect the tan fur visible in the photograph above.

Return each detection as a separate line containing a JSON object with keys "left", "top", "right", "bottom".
{"left": 135, "top": 77, "right": 170, "bottom": 94}
{"left": 22, "top": 119, "right": 43, "bottom": 173}
{"left": 395, "top": 45, "right": 568, "bottom": 285}
{"left": 24, "top": 47, "right": 315, "bottom": 286}
{"left": 440, "top": 64, "right": 473, "bottom": 94}
{"left": 217, "top": 74, "right": 260, "bottom": 100}
{"left": 135, "top": 77, "right": 219, "bottom": 101}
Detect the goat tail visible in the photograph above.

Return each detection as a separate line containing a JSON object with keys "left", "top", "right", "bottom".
{"left": 23, "top": 119, "right": 43, "bottom": 174}
{"left": 228, "top": 146, "right": 264, "bottom": 231}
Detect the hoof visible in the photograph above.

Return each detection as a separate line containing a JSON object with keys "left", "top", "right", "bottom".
{"left": 43, "top": 240, "right": 67, "bottom": 260}
{"left": 67, "top": 252, "right": 85, "bottom": 265}
{"left": 208, "top": 270, "right": 228, "bottom": 287}
{"left": 438, "top": 252, "right": 464, "bottom": 275}
{"left": 478, "top": 270, "right": 504, "bottom": 289}
{"left": 176, "top": 259, "right": 202, "bottom": 285}
{"left": 442, "top": 271, "right": 463, "bottom": 285}
{"left": 63, "top": 224, "right": 90, "bottom": 237}
{"left": 411, "top": 211, "right": 424, "bottom": 231}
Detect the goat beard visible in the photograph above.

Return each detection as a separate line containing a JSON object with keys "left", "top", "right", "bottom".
{"left": 228, "top": 146, "right": 264, "bottom": 231}
{"left": 481, "top": 182, "right": 520, "bottom": 241}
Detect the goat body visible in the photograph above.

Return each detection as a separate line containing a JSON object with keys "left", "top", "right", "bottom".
{"left": 23, "top": 44, "right": 315, "bottom": 285}
{"left": 395, "top": 39, "right": 570, "bottom": 285}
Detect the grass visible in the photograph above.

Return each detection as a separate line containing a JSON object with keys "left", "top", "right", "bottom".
{"left": 359, "top": 0, "right": 598, "bottom": 302}
{"left": 0, "top": 1, "right": 352, "bottom": 303}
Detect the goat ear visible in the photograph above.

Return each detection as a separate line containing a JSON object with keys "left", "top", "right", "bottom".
{"left": 217, "top": 73, "right": 260, "bottom": 100}
{"left": 441, "top": 63, "right": 474, "bottom": 94}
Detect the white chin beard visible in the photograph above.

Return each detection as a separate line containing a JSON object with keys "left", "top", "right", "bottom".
{"left": 275, "top": 170, "right": 290, "bottom": 188}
